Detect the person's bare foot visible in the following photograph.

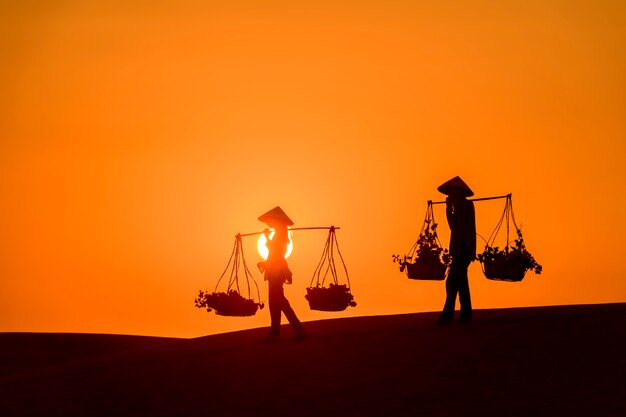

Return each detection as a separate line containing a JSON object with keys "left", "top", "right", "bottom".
{"left": 262, "top": 334, "right": 280, "bottom": 343}
{"left": 291, "top": 331, "right": 308, "bottom": 341}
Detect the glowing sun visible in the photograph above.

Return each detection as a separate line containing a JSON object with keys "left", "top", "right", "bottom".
{"left": 257, "top": 229, "right": 294, "bottom": 260}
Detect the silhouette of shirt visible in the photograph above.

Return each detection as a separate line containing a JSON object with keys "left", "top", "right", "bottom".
{"left": 446, "top": 197, "right": 477, "bottom": 261}
{"left": 264, "top": 228, "right": 293, "bottom": 284}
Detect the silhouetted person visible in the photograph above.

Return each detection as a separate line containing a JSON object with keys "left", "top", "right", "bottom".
{"left": 257, "top": 206, "right": 306, "bottom": 340}
{"left": 438, "top": 176, "right": 476, "bottom": 322}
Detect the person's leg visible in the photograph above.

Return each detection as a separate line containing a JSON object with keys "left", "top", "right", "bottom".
{"left": 458, "top": 263, "right": 472, "bottom": 320}
{"left": 440, "top": 266, "right": 459, "bottom": 321}
{"left": 272, "top": 284, "right": 304, "bottom": 335}
{"left": 282, "top": 296, "right": 304, "bottom": 334}
{"left": 268, "top": 282, "right": 282, "bottom": 336}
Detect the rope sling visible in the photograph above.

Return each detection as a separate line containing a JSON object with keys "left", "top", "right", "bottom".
{"left": 393, "top": 201, "right": 450, "bottom": 280}
{"left": 477, "top": 194, "right": 542, "bottom": 281}
{"left": 305, "top": 226, "right": 356, "bottom": 311}
{"left": 194, "top": 234, "right": 264, "bottom": 316}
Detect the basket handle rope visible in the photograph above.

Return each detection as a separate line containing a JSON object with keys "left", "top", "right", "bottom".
{"left": 214, "top": 237, "right": 237, "bottom": 293}
{"left": 238, "top": 235, "right": 262, "bottom": 303}
{"left": 407, "top": 201, "right": 444, "bottom": 259}
{"left": 310, "top": 227, "right": 351, "bottom": 290}
{"left": 214, "top": 234, "right": 262, "bottom": 303}
{"left": 485, "top": 194, "right": 521, "bottom": 250}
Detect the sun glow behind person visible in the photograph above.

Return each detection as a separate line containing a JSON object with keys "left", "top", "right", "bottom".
{"left": 257, "top": 228, "right": 294, "bottom": 260}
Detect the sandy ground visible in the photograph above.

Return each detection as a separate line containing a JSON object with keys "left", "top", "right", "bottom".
{"left": 1, "top": 303, "right": 625, "bottom": 417}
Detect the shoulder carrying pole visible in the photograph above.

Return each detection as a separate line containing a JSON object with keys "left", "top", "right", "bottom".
{"left": 428, "top": 193, "right": 511, "bottom": 205}
{"left": 237, "top": 226, "right": 340, "bottom": 238}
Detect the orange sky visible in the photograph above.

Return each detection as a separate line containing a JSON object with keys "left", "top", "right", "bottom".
{"left": 1, "top": 1, "right": 625, "bottom": 337}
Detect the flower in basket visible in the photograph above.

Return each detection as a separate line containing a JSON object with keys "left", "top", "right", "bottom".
{"left": 393, "top": 219, "right": 451, "bottom": 272}
{"left": 305, "top": 283, "right": 357, "bottom": 311}
{"left": 476, "top": 229, "right": 542, "bottom": 279}
{"left": 194, "top": 289, "right": 264, "bottom": 316}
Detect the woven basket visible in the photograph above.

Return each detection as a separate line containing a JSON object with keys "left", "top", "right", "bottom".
{"left": 406, "top": 259, "right": 447, "bottom": 281}
{"left": 306, "top": 285, "right": 356, "bottom": 312}
{"left": 198, "top": 291, "right": 262, "bottom": 316}
{"left": 483, "top": 258, "right": 526, "bottom": 282}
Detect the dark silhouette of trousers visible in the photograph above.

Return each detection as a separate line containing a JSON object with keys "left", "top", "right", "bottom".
{"left": 441, "top": 260, "right": 472, "bottom": 320}
{"left": 268, "top": 281, "right": 303, "bottom": 336}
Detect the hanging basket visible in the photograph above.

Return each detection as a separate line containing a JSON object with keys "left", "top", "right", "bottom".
{"left": 483, "top": 258, "right": 526, "bottom": 282}
{"left": 306, "top": 284, "right": 356, "bottom": 312}
{"left": 394, "top": 201, "right": 450, "bottom": 281}
{"left": 195, "top": 290, "right": 262, "bottom": 316}
{"left": 306, "top": 226, "right": 356, "bottom": 312}
{"left": 194, "top": 235, "right": 264, "bottom": 317}
{"left": 406, "top": 258, "right": 447, "bottom": 281}
{"left": 477, "top": 195, "right": 542, "bottom": 282}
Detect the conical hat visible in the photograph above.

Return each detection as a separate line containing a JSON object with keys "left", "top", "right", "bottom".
{"left": 437, "top": 176, "right": 474, "bottom": 197}
{"left": 258, "top": 206, "right": 294, "bottom": 227}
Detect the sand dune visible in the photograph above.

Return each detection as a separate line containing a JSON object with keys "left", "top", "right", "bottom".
{"left": 1, "top": 303, "right": 625, "bottom": 417}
